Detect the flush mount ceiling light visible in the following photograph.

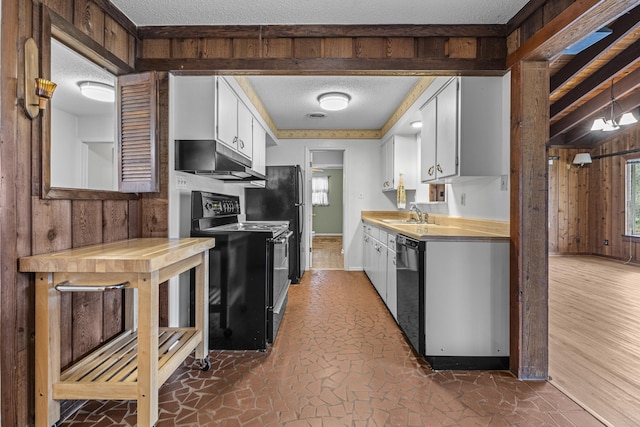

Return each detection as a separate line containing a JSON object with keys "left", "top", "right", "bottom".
{"left": 318, "top": 92, "right": 350, "bottom": 111}
{"left": 410, "top": 121, "right": 422, "bottom": 129}
{"left": 79, "top": 81, "right": 115, "bottom": 103}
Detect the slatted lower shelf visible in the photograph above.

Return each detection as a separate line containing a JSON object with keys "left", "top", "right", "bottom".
{"left": 53, "top": 327, "right": 202, "bottom": 400}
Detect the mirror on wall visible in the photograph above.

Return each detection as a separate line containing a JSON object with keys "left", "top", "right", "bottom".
{"left": 50, "top": 39, "right": 117, "bottom": 191}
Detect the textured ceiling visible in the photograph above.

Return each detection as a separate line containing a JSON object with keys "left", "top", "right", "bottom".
{"left": 246, "top": 76, "right": 419, "bottom": 130}
{"left": 51, "top": 39, "right": 116, "bottom": 117}
{"left": 110, "top": 0, "right": 528, "bottom": 26}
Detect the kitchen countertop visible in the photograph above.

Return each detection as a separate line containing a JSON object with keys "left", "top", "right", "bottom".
{"left": 361, "top": 211, "right": 509, "bottom": 242}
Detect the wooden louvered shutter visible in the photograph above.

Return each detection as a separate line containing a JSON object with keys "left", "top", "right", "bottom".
{"left": 117, "top": 72, "right": 159, "bottom": 193}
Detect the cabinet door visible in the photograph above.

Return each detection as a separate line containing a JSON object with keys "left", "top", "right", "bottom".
{"left": 216, "top": 78, "right": 238, "bottom": 149}
{"left": 373, "top": 240, "right": 386, "bottom": 298}
{"left": 386, "top": 249, "right": 397, "bottom": 320}
{"left": 381, "top": 138, "right": 393, "bottom": 190}
{"left": 436, "top": 79, "right": 458, "bottom": 180}
{"left": 363, "top": 235, "right": 372, "bottom": 278}
{"left": 173, "top": 76, "right": 215, "bottom": 139}
{"left": 237, "top": 101, "right": 253, "bottom": 159}
{"left": 252, "top": 121, "right": 266, "bottom": 174}
{"left": 420, "top": 99, "right": 437, "bottom": 182}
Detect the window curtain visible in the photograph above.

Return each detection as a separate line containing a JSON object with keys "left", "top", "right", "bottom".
{"left": 312, "top": 176, "right": 330, "bottom": 206}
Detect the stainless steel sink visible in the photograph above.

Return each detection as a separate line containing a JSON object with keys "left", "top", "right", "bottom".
{"left": 381, "top": 219, "right": 422, "bottom": 224}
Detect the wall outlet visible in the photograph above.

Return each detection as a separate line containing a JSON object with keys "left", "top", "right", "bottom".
{"left": 500, "top": 175, "right": 508, "bottom": 191}
{"left": 460, "top": 193, "right": 466, "bottom": 206}
{"left": 604, "top": 239, "right": 609, "bottom": 246}
{"left": 176, "top": 175, "right": 188, "bottom": 190}
{"left": 358, "top": 191, "right": 364, "bottom": 199}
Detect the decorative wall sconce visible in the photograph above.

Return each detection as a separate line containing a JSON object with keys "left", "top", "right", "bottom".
{"left": 567, "top": 152, "right": 592, "bottom": 169}
{"left": 24, "top": 38, "right": 57, "bottom": 119}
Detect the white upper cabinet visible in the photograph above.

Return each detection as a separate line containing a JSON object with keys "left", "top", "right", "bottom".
{"left": 216, "top": 78, "right": 240, "bottom": 152}
{"left": 421, "top": 77, "right": 504, "bottom": 182}
{"left": 236, "top": 100, "right": 253, "bottom": 159}
{"left": 381, "top": 134, "right": 417, "bottom": 191}
{"left": 249, "top": 120, "right": 266, "bottom": 187}
{"left": 172, "top": 76, "right": 215, "bottom": 140}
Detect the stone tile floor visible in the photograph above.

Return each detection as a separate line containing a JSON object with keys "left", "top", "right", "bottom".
{"left": 61, "top": 270, "right": 602, "bottom": 426}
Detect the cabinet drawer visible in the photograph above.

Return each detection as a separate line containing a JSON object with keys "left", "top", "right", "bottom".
{"left": 387, "top": 233, "right": 397, "bottom": 250}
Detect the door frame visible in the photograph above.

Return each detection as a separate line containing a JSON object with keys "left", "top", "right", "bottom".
{"left": 305, "top": 147, "right": 347, "bottom": 270}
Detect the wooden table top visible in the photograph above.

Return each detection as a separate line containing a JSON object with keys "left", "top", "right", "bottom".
{"left": 19, "top": 238, "right": 215, "bottom": 273}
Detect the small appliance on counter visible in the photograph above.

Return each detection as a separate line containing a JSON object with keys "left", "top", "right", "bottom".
{"left": 190, "top": 191, "right": 291, "bottom": 350}
{"left": 245, "top": 165, "right": 306, "bottom": 283}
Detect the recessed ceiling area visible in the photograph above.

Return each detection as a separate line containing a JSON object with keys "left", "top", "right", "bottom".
{"left": 111, "top": 0, "right": 529, "bottom": 26}
{"left": 246, "top": 76, "right": 419, "bottom": 131}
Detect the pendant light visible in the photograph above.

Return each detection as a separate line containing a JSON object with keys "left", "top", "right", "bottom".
{"left": 591, "top": 79, "right": 638, "bottom": 132}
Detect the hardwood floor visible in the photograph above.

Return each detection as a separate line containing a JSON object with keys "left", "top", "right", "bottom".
{"left": 549, "top": 255, "right": 640, "bottom": 427}
{"left": 311, "top": 235, "right": 344, "bottom": 270}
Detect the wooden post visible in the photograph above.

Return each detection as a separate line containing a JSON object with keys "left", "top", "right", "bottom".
{"left": 136, "top": 272, "right": 159, "bottom": 426}
{"left": 510, "top": 60, "right": 549, "bottom": 380}
{"left": 34, "top": 273, "right": 61, "bottom": 427}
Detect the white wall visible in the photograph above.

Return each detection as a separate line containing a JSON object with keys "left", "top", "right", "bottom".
{"left": 266, "top": 138, "right": 395, "bottom": 271}
{"left": 51, "top": 108, "right": 115, "bottom": 189}
{"left": 51, "top": 108, "right": 82, "bottom": 187}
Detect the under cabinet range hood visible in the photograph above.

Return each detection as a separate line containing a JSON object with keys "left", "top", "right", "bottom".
{"left": 175, "top": 139, "right": 266, "bottom": 181}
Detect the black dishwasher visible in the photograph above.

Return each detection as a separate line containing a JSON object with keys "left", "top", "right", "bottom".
{"left": 396, "top": 235, "right": 425, "bottom": 354}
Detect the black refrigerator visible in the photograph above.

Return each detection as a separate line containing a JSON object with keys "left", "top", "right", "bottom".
{"left": 245, "top": 165, "right": 305, "bottom": 283}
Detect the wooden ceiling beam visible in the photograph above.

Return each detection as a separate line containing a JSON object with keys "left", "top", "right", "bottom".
{"left": 550, "top": 37, "right": 640, "bottom": 118}
{"left": 506, "top": 0, "right": 638, "bottom": 68}
{"left": 550, "top": 5, "right": 640, "bottom": 95}
{"left": 506, "top": 0, "right": 548, "bottom": 35}
{"left": 550, "top": 66, "right": 640, "bottom": 137}
{"left": 136, "top": 57, "right": 506, "bottom": 74}
{"left": 137, "top": 24, "right": 506, "bottom": 39}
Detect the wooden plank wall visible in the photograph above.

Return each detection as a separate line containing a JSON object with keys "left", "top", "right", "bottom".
{"left": 135, "top": 26, "right": 508, "bottom": 74}
{"left": 506, "top": 0, "right": 575, "bottom": 55}
{"left": 590, "top": 125, "right": 640, "bottom": 262}
{"left": 548, "top": 147, "right": 590, "bottom": 254}
{"left": 549, "top": 124, "right": 640, "bottom": 262}
{"left": 0, "top": 0, "right": 139, "bottom": 425}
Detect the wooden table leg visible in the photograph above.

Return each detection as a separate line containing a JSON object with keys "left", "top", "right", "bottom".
{"left": 136, "top": 272, "right": 159, "bottom": 426}
{"left": 194, "top": 251, "right": 209, "bottom": 359}
{"left": 35, "top": 273, "right": 60, "bottom": 427}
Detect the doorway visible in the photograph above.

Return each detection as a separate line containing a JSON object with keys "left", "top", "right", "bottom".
{"left": 309, "top": 149, "right": 345, "bottom": 270}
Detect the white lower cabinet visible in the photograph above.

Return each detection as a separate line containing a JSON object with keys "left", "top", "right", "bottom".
{"left": 386, "top": 233, "right": 397, "bottom": 320}
{"left": 424, "top": 240, "right": 509, "bottom": 362}
{"left": 363, "top": 222, "right": 397, "bottom": 320}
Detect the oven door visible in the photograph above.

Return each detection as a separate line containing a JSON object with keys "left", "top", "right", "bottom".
{"left": 267, "top": 230, "right": 293, "bottom": 342}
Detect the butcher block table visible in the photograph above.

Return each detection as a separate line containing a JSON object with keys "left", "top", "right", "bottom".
{"left": 20, "top": 237, "right": 215, "bottom": 427}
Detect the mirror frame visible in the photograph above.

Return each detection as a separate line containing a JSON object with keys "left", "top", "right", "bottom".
{"left": 41, "top": 7, "right": 137, "bottom": 200}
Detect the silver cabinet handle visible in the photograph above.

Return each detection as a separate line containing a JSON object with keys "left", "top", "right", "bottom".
{"left": 428, "top": 166, "right": 435, "bottom": 176}
{"left": 437, "top": 164, "right": 443, "bottom": 173}
{"left": 55, "top": 281, "right": 130, "bottom": 292}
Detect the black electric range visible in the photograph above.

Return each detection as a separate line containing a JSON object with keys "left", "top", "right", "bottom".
{"left": 190, "top": 191, "right": 291, "bottom": 350}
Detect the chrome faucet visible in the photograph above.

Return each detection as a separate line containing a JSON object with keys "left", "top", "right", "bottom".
{"left": 410, "top": 203, "right": 427, "bottom": 223}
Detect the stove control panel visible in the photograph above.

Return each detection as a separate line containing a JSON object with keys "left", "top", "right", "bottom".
{"left": 193, "top": 191, "right": 241, "bottom": 218}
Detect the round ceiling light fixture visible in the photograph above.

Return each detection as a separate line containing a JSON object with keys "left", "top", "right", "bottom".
{"left": 410, "top": 120, "right": 422, "bottom": 129}
{"left": 318, "top": 92, "right": 350, "bottom": 111}
{"left": 79, "top": 81, "right": 115, "bottom": 103}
